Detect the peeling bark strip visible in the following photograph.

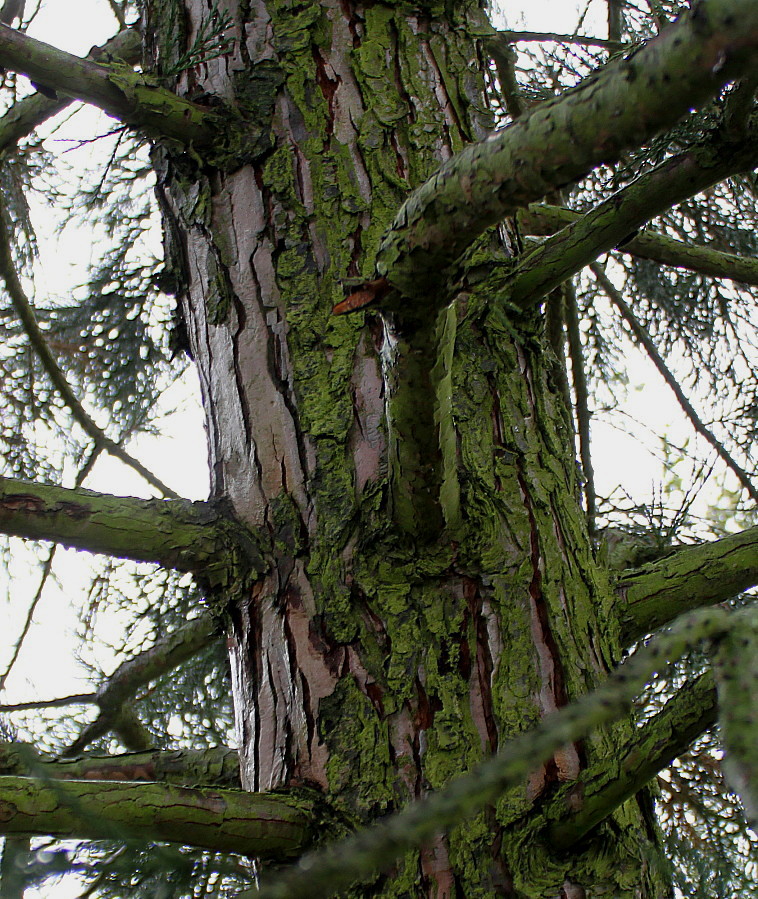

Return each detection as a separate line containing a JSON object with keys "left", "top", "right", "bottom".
{"left": 0, "top": 776, "right": 318, "bottom": 860}
{"left": 376, "top": 0, "right": 758, "bottom": 300}
{"left": 0, "top": 477, "right": 266, "bottom": 590}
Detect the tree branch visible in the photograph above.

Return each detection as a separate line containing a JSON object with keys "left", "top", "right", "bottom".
{"left": 546, "top": 672, "right": 718, "bottom": 849}
{"left": 617, "top": 527, "right": 758, "bottom": 642}
{"left": 519, "top": 202, "right": 758, "bottom": 288}
{"left": 0, "top": 28, "right": 141, "bottom": 153}
{"left": 591, "top": 262, "right": 758, "bottom": 503}
{"left": 0, "top": 24, "right": 226, "bottom": 147}
{"left": 0, "top": 742, "right": 240, "bottom": 789}
{"left": 62, "top": 612, "right": 219, "bottom": 757}
{"left": 0, "top": 776, "right": 318, "bottom": 860}
{"left": 375, "top": 0, "right": 758, "bottom": 303}
{"left": 493, "top": 30, "right": 626, "bottom": 51}
{"left": 0, "top": 446, "right": 101, "bottom": 692}
{"left": 508, "top": 131, "right": 758, "bottom": 307}
{"left": 0, "top": 201, "right": 177, "bottom": 498}
{"left": 0, "top": 477, "right": 267, "bottom": 592}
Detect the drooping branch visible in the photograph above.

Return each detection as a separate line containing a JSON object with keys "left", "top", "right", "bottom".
{"left": 0, "top": 477, "right": 267, "bottom": 592}
{"left": 62, "top": 612, "right": 218, "bottom": 757}
{"left": 0, "top": 28, "right": 141, "bottom": 153}
{"left": 592, "top": 262, "right": 758, "bottom": 503}
{"left": 617, "top": 526, "right": 758, "bottom": 642}
{"left": 251, "top": 608, "right": 732, "bottom": 899}
{"left": 0, "top": 24, "right": 228, "bottom": 147}
{"left": 508, "top": 132, "right": 758, "bottom": 307}
{"left": 375, "top": 0, "right": 758, "bottom": 302}
{"left": 0, "top": 776, "right": 319, "bottom": 860}
{"left": 0, "top": 202, "right": 177, "bottom": 498}
{"left": 519, "top": 202, "right": 758, "bottom": 288}
{"left": 546, "top": 672, "right": 718, "bottom": 849}
{"left": 0, "top": 447, "right": 101, "bottom": 693}
{"left": 0, "top": 742, "right": 240, "bottom": 789}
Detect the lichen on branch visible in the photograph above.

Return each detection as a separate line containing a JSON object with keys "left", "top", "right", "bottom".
{"left": 375, "top": 0, "right": 758, "bottom": 302}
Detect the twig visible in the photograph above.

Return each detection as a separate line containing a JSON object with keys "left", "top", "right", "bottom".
{"left": 591, "top": 262, "right": 758, "bottom": 504}
{"left": 564, "top": 280, "right": 597, "bottom": 535}
{"left": 0, "top": 446, "right": 101, "bottom": 692}
{"left": 0, "top": 693, "right": 95, "bottom": 712}
{"left": 494, "top": 30, "right": 626, "bottom": 51}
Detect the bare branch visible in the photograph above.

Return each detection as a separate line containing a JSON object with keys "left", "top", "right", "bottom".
{"left": 0, "top": 694, "right": 94, "bottom": 712}
{"left": 592, "top": 262, "right": 758, "bottom": 504}
{"left": 546, "top": 672, "right": 717, "bottom": 848}
{"left": 0, "top": 28, "right": 141, "bottom": 153}
{"left": 63, "top": 613, "right": 219, "bottom": 757}
{"left": 493, "top": 29, "right": 625, "bottom": 51}
{"left": 375, "top": 0, "right": 758, "bottom": 303}
{"left": 617, "top": 528, "right": 758, "bottom": 642}
{"left": 519, "top": 202, "right": 758, "bottom": 287}
{"left": 564, "top": 281, "right": 596, "bottom": 534}
{"left": 0, "top": 447, "right": 101, "bottom": 693}
{"left": 509, "top": 133, "right": 758, "bottom": 307}
{"left": 0, "top": 741, "right": 240, "bottom": 788}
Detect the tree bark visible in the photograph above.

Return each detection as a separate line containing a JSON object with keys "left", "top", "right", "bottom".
{"left": 149, "top": 1, "right": 682, "bottom": 894}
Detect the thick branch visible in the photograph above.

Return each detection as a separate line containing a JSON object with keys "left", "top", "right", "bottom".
{"left": 508, "top": 132, "right": 758, "bottom": 306}
{"left": 0, "top": 477, "right": 266, "bottom": 591}
{"left": 0, "top": 776, "right": 318, "bottom": 860}
{"left": 0, "top": 28, "right": 141, "bottom": 152}
{"left": 376, "top": 0, "right": 758, "bottom": 302}
{"left": 0, "top": 25, "right": 225, "bottom": 146}
{"left": 519, "top": 202, "right": 758, "bottom": 287}
{"left": 617, "top": 526, "right": 758, "bottom": 642}
{"left": 546, "top": 672, "right": 718, "bottom": 848}
{"left": 63, "top": 613, "right": 219, "bottom": 757}
{"left": 0, "top": 742, "right": 240, "bottom": 789}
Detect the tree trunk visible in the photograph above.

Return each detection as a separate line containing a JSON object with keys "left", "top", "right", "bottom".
{"left": 149, "top": 1, "right": 670, "bottom": 894}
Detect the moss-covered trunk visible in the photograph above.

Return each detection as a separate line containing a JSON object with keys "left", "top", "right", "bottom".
{"left": 148, "top": 1, "right": 670, "bottom": 894}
